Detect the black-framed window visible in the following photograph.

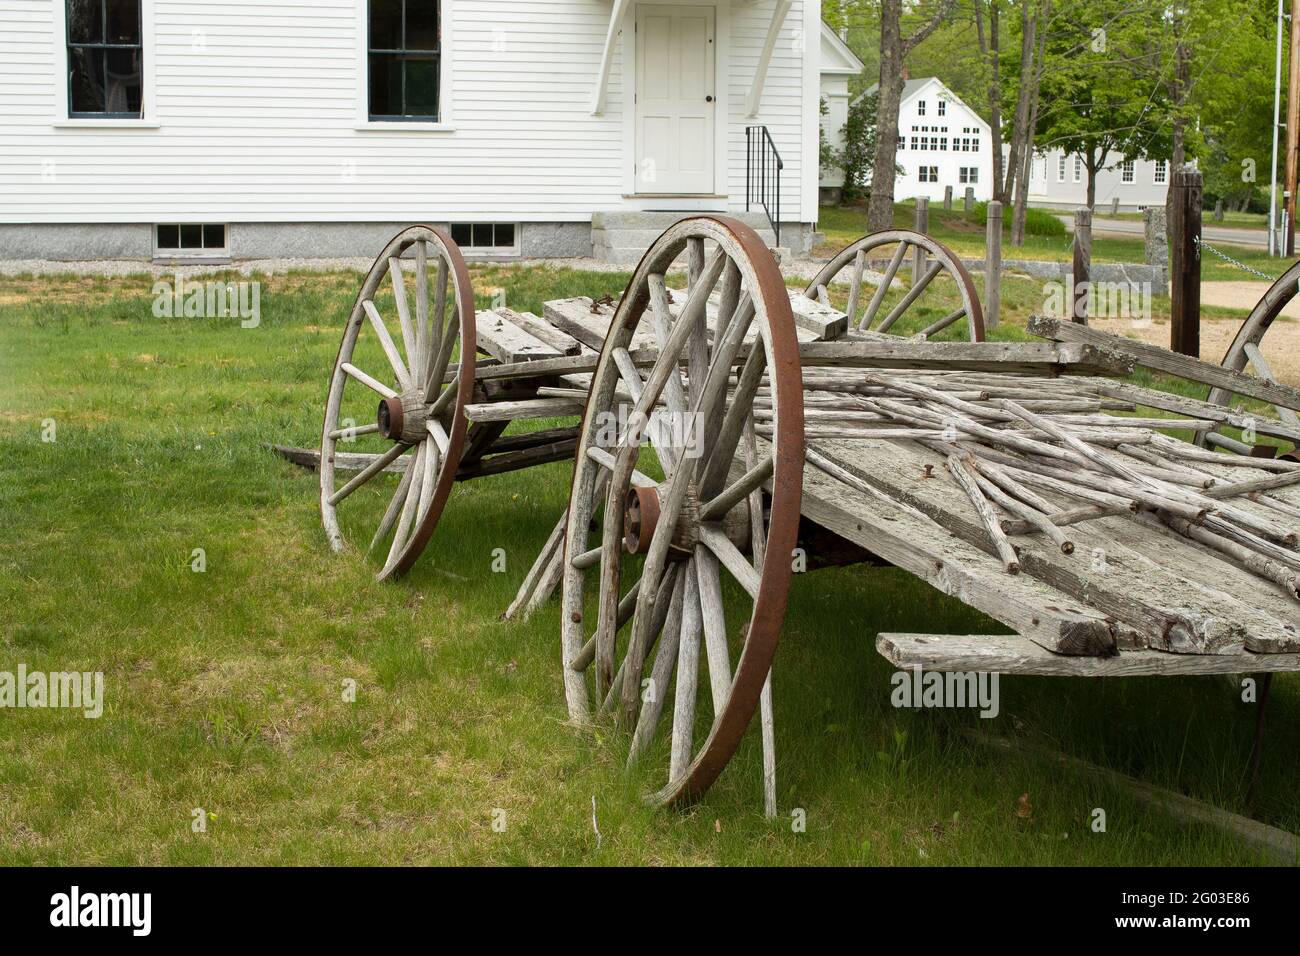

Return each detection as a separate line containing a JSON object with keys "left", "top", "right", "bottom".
{"left": 369, "top": 0, "right": 440, "bottom": 121}
{"left": 67, "top": 0, "right": 142, "bottom": 117}
{"left": 450, "top": 223, "right": 516, "bottom": 250}
{"left": 156, "top": 224, "right": 227, "bottom": 254}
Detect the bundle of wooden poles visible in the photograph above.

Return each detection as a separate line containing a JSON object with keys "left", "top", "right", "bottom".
{"left": 754, "top": 370, "right": 1300, "bottom": 602}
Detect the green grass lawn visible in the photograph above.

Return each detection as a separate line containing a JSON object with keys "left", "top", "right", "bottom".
{"left": 1, "top": 265, "right": 1296, "bottom": 865}
{"left": 816, "top": 203, "right": 1298, "bottom": 284}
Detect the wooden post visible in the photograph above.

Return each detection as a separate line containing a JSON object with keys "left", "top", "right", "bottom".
{"left": 1072, "top": 208, "right": 1091, "bottom": 324}
{"left": 1287, "top": 0, "right": 1300, "bottom": 255}
{"left": 944, "top": 185, "right": 953, "bottom": 210}
{"left": 912, "top": 197, "right": 929, "bottom": 288}
{"left": 1213, "top": 198, "right": 1224, "bottom": 222}
{"left": 964, "top": 186, "right": 975, "bottom": 212}
{"left": 1110, "top": 196, "right": 1120, "bottom": 216}
{"left": 985, "top": 199, "right": 1002, "bottom": 331}
{"left": 1169, "top": 167, "right": 1202, "bottom": 358}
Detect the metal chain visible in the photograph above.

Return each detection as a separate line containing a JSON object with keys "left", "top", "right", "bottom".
{"left": 1193, "top": 235, "right": 1276, "bottom": 281}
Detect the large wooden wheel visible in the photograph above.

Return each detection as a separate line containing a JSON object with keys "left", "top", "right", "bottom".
{"left": 1200, "top": 259, "right": 1300, "bottom": 448}
{"left": 560, "top": 216, "right": 804, "bottom": 808}
{"left": 804, "top": 229, "right": 985, "bottom": 341}
{"left": 320, "top": 225, "right": 475, "bottom": 581}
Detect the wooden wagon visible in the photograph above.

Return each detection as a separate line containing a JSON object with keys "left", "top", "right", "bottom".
{"left": 290, "top": 217, "right": 1300, "bottom": 812}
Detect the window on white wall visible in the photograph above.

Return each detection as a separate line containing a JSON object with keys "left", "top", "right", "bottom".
{"left": 917, "top": 100, "right": 926, "bottom": 116}
{"left": 66, "top": 0, "right": 143, "bottom": 117}
{"left": 1154, "top": 159, "right": 1168, "bottom": 184}
{"left": 918, "top": 166, "right": 938, "bottom": 183}
{"left": 1121, "top": 160, "right": 1135, "bottom": 183}
{"left": 938, "top": 99, "right": 946, "bottom": 116}
{"left": 1073, "top": 155, "right": 1083, "bottom": 183}
{"left": 1058, "top": 155, "right": 1066, "bottom": 182}
{"left": 959, "top": 167, "right": 978, "bottom": 184}
{"left": 368, "top": 0, "right": 441, "bottom": 120}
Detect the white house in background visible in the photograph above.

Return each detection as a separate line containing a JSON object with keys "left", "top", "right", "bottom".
{"left": 856, "top": 76, "right": 994, "bottom": 204}
{"left": 817, "top": 21, "right": 864, "bottom": 201}
{"left": 0, "top": 0, "right": 827, "bottom": 262}
{"left": 1023, "top": 148, "right": 1171, "bottom": 211}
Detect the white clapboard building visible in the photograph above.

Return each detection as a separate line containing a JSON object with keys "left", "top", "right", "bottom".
{"left": 1023, "top": 148, "right": 1171, "bottom": 212}
{"left": 0, "top": 0, "right": 833, "bottom": 262}
{"left": 857, "top": 76, "right": 994, "bottom": 204}
{"left": 816, "top": 21, "right": 863, "bottom": 201}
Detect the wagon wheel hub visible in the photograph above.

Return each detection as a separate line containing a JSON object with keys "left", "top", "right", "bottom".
{"left": 623, "top": 481, "right": 749, "bottom": 557}
{"left": 377, "top": 390, "right": 429, "bottom": 444}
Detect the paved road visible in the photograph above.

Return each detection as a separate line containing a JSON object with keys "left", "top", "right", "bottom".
{"left": 1060, "top": 214, "right": 1270, "bottom": 249}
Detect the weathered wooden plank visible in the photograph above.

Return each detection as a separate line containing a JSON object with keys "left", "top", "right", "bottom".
{"left": 543, "top": 296, "right": 659, "bottom": 352}
{"left": 796, "top": 340, "right": 1134, "bottom": 376}
{"left": 877, "top": 632, "right": 1300, "bottom": 676}
{"left": 791, "top": 450, "right": 1122, "bottom": 655}
{"left": 462, "top": 396, "right": 586, "bottom": 422}
{"left": 498, "top": 307, "right": 586, "bottom": 356}
{"left": 1094, "top": 379, "right": 1300, "bottom": 445}
{"left": 1029, "top": 315, "right": 1300, "bottom": 413}
{"left": 814, "top": 437, "right": 1250, "bottom": 654}
{"left": 475, "top": 309, "right": 562, "bottom": 363}
{"left": 269, "top": 443, "right": 409, "bottom": 475}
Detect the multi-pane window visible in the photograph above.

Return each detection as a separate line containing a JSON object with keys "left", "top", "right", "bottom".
{"left": 451, "top": 223, "right": 517, "bottom": 252}
{"left": 369, "top": 0, "right": 441, "bottom": 120}
{"left": 918, "top": 166, "right": 938, "bottom": 183}
{"left": 1073, "top": 156, "right": 1083, "bottom": 183}
{"left": 1153, "top": 159, "right": 1168, "bottom": 184}
{"left": 66, "top": 0, "right": 142, "bottom": 117}
{"left": 959, "top": 166, "right": 978, "bottom": 184}
{"left": 1058, "top": 155, "right": 1067, "bottom": 182}
{"left": 917, "top": 100, "right": 926, "bottom": 116}
{"left": 1121, "top": 160, "right": 1135, "bottom": 184}
{"left": 937, "top": 99, "right": 946, "bottom": 116}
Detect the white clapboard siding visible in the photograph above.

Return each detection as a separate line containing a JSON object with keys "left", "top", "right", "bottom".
{"left": 0, "top": 0, "right": 813, "bottom": 225}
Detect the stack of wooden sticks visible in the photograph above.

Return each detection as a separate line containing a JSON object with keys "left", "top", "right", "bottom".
{"left": 754, "top": 370, "right": 1300, "bottom": 602}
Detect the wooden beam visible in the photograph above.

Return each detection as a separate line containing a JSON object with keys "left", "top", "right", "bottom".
{"left": 878, "top": 632, "right": 1300, "bottom": 676}
{"left": 591, "top": 0, "right": 633, "bottom": 115}
{"left": 746, "top": 0, "right": 794, "bottom": 117}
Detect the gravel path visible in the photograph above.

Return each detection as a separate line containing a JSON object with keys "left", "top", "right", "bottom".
{"left": 1091, "top": 314, "right": 1300, "bottom": 386}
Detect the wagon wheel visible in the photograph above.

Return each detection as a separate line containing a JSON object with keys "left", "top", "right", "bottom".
{"left": 1199, "top": 259, "right": 1300, "bottom": 453}
{"left": 804, "top": 229, "right": 985, "bottom": 341}
{"left": 320, "top": 225, "right": 475, "bottom": 581}
{"left": 560, "top": 216, "right": 804, "bottom": 807}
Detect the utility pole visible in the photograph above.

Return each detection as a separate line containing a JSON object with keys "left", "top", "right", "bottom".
{"left": 1270, "top": 0, "right": 1283, "bottom": 255}
{"left": 1287, "top": 0, "right": 1300, "bottom": 255}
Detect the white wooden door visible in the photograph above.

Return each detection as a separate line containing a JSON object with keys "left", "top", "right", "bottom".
{"left": 635, "top": 4, "right": 715, "bottom": 195}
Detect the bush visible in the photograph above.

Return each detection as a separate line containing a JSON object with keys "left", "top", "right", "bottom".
{"left": 972, "top": 201, "right": 1067, "bottom": 238}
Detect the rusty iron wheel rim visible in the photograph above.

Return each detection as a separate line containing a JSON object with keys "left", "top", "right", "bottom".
{"left": 559, "top": 215, "right": 804, "bottom": 808}
{"left": 1197, "top": 258, "right": 1300, "bottom": 448}
{"left": 319, "top": 224, "right": 475, "bottom": 581}
{"left": 805, "top": 228, "right": 985, "bottom": 341}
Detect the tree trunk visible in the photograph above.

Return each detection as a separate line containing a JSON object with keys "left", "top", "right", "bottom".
{"left": 867, "top": 0, "right": 905, "bottom": 232}
{"left": 1085, "top": 148, "right": 1106, "bottom": 210}
{"left": 1002, "top": 0, "right": 1040, "bottom": 205}
{"left": 1011, "top": 0, "right": 1050, "bottom": 246}
{"left": 976, "top": 1, "right": 1005, "bottom": 203}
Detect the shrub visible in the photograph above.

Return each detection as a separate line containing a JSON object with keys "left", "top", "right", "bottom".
{"left": 972, "top": 201, "right": 1067, "bottom": 238}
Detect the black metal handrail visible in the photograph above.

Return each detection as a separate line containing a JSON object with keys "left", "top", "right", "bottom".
{"left": 745, "top": 125, "right": 782, "bottom": 247}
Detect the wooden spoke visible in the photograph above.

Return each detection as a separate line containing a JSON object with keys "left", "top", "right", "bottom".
{"left": 321, "top": 225, "right": 474, "bottom": 579}
{"left": 694, "top": 545, "right": 732, "bottom": 715}
{"left": 700, "top": 453, "right": 773, "bottom": 521}
{"left": 329, "top": 422, "right": 381, "bottom": 440}
{"left": 342, "top": 362, "right": 398, "bottom": 400}
{"left": 1244, "top": 342, "right": 1300, "bottom": 429}
{"left": 916, "top": 306, "right": 967, "bottom": 340}
{"left": 328, "top": 441, "right": 409, "bottom": 506}
{"left": 559, "top": 216, "right": 803, "bottom": 807}
{"left": 844, "top": 248, "right": 867, "bottom": 326}
{"left": 628, "top": 570, "right": 687, "bottom": 765}
{"left": 362, "top": 299, "right": 412, "bottom": 389}
{"left": 368, "top": 453, "right": 418, "bottom": 552}
{"left": 413, "top": 240, "right": 429, "bottom": 381}
{"left": 862, "top": 240, "right": 909, "bottom": 330}
{"left": 669, "top": 560, "right": 703, "bottom": 782}
{"left": 876, "top": 260, "right": 943, "bottom": 334}
{"left": 699, "top": 525, "right": 761, "bottom": 600}
{"left": 388, "top": 256, "right": 418, "bottom": 372}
